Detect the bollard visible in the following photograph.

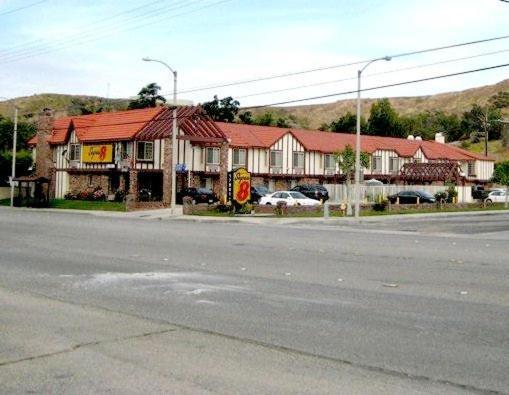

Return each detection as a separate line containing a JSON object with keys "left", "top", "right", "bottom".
{"left": 324, "top": 202, "right": 330, "bottom": 219}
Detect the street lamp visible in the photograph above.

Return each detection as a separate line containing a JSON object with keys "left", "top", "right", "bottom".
{"left": 142, "top": 57, "right": 178, "bottom": 211}
{"left": 354, "top": 56, "right": 391, "bottom": 218}
{"left": 0, "top": 97, "right": 18, "bottom": 208}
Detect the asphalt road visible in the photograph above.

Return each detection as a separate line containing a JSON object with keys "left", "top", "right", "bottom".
{"left": 0, "top": 208, "right": 508, "bottom": 394}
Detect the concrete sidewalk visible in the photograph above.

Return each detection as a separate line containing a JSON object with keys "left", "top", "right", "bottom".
{"left": 2, "top": 205, "right": 509, "bottom": 224}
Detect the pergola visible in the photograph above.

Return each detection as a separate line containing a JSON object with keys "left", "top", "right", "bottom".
{"left": 397, "top": 162, "right": 464, "bottom": 185}
{"left": 13, "top": 175, "right": 50, "bottom": 207}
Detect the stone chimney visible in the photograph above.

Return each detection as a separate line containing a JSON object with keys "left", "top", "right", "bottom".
{"left": 36, "top": 108, "right": 54, "bottom": 181}
{"left": 435, "top": 132, "right": 445, "bottom": 144}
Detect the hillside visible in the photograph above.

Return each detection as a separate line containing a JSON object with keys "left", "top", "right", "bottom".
{"left": 0, "top": 94, "right": 129, "bottom": 121}
{"left": 251, "top": 79, "right": 509, "bottom": 129}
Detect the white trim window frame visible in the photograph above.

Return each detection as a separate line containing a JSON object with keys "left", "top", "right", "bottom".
{"left": 372, "top": 155, "right": 382, "bottom": 173}
{"left": 293, "top": 152, "right": 304, "bottom": 169}
{"left": 69, "top": 143, "right": 81, "bottom": 161}
{"left": 467, "top": 161, "right": 476, "bottom": 176}
{"left": 389, "top": 157, "right": 399, "bottom": 173}
{"left": 270, "top": 150, "right": 283, "bottom": 169}
{"left": 324, "top": 154, "right": 335, "bottom": 170}
{"left": 232, "top": 148, "right": 246, "bottom": 168}
{"left": 136, "top": 141, "right": 154, "bottom": 162}
{"left": 206, "top": 147, "right": 220, "bottom": 165}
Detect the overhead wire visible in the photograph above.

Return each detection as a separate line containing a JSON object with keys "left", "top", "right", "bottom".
{"left": 166, "top": 33, "right": 509, "bottom": 96}
{"left": 0, "top": 0, "right": 48, "bottom": 17}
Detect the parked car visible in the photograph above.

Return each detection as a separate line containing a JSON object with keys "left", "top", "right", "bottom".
{"left": 485, "top": 189, "right": 508, "bottom": 203}
{"left": 250, "top": 185, "right": 272, "bottom": 204}
{"left": 260, "top": 191, "right": 321, "bottom": 206}
{"left": 290, "top": 184, "right": 329, "bottom": 201}
{"left": 388, "top": 190, "right": 436, "bottom": 204}
{"left": 176, "top": 187, "right": 218, "bottom": 204}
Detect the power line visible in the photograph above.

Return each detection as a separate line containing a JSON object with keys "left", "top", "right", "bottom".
{"left": 236, "top": 48, "right": 509, "bottom": 100}
{"left": 166, "top": 33, "right": 509, "bottom": 96}
{"left": 0, "top": 0, "right": 232, "bottom": 64}
{"left": 241, "top": 62, "right": 509, "bottom": 110}
{"left": 0, "top": 0, "right": 48, "bottom": 17}
{"left": 0, "top": 0, "right": 205, "bottom": 62}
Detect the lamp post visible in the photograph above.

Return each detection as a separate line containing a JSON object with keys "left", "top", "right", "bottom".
{"left": 354, "top": 56, "right": 391, "bottom": 218}
{"left": 1, "top": 97, "right": 18, "bottom": 208}
{"left": 142, "top": 57, "right": 178, "bottom": 211}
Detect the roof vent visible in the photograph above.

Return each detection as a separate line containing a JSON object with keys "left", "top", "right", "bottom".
{"left": 415, "top": 136, "right": 422, "bottom": 141}
{"left": 435, "top": 132, "right": 445, "bottom": 144}
{"left": 407, "top": 135, "right": 414, "bottom": 140}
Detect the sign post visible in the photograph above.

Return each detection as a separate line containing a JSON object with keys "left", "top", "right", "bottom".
{"left": 228, "top": 167, "right": 251, "bottom": 211}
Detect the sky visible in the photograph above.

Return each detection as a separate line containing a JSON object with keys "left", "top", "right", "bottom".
{"left": 0, "top": 0, "right": 509, "bottom": 108}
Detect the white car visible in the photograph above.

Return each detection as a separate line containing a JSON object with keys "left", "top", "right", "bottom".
{"left": 485, "top": 190, "right": 508, "bottom": 203}
{"left": 259, "top": 191, "right": 321, "bottom": 206}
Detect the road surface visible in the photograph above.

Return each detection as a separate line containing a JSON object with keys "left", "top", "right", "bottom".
{"left": 0, "top": 208, "right": 508, "bottom": 394}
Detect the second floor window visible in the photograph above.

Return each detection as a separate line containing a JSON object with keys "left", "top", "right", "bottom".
{"left": 293, "top": 152, "right": 304, "bottom": 169}
{"left": 468, "top": 161, "right": 475, "bottom": 176}
{"left": 120, "top": 141, "right": 132, "bottom": 160}
{"left": 206, "top": 147, "right": 220, "bottom": 164}
{"left": 136, "top": 141, "right": 153, "bottom": 161}
{"left": 389, "top": 157, "right": 399, "bottom": 173}
{"left": 270, "top": 150, "right": 283, "bottom": 168}
{"left": 372, "top": 156, "right": 382, "bottom": 172}
{"left": 324, "top": 154, "right": 335, "bottom": 169}
{"left": 232, "top": 148, "right": 246, "bottom": 167}
{"left": 69, "top": 144, "right": 81, "bottom": 161}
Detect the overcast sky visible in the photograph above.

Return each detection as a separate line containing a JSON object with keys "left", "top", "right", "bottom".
{"left": 1, "top": 0, "right": 508, "bottom": 107}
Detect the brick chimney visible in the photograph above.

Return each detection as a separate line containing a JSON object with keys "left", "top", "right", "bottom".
{"left": 36, "top": 108, "right": 54, "bottom": 183}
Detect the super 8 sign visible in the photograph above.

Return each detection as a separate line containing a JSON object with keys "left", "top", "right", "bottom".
{"left": 232, "top": 167, "right": 251, "bottom": 205}
{"left": 82, "top": 144, "right": 113, "bottom": 163}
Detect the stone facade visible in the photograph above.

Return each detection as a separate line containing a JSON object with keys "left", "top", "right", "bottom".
{"left": 36, "top": 108, "right": 55, "bottom": 198}
{"left": 69, "top": 173, "right": 110, "bottom": 194}
{"left": 162, "top": 137, "right": 172, "bottom": 206}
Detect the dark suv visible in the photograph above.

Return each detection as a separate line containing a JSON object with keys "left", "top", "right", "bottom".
{"left": 176, "top": 188, "right": 218, "bottom": 204}
{"left": 290, "top": 184, "right": 329, "bottom": 202}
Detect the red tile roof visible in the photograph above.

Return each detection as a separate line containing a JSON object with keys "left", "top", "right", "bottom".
{"left": 28, "top": 106, "right": 226, "bottom": 145}
{"left": 218, "top": 122, "right": 492, "bottom": 162}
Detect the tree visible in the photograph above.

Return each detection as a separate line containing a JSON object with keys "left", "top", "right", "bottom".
{"left": 460, "top": 104, "right": 503, "bottom": 142}
{"left": 366, "top": 98, "right": 404, "bottom": 137}
{"left": 399, "top": 111, "right": 461, "bottom": 141}
{"left": 201, "top": 95, "right": 240, "bottom": 123}
{"left": 128, "top": 83, "right": 166, "bottom": 109}
{"left": 329, "top": 112, "right": 366, "bottom": 134}
{"left": 254, "top": 111, "right": 275, "bottom": 126}
{"left": 492, "top": 161, "right": 509, "bottom": 207}
{"left": 238, "top": 111, "right": 254, "bottom": 125}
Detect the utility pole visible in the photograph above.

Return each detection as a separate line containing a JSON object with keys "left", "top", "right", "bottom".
{"left": 484, "top": 109, "right": 489, "bottom": 157}
{"left": 10, "top": 107, "right": 18, "bottom": 208}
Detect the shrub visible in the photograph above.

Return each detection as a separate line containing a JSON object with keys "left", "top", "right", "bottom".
{"left": 435, "top": 191, "right": 448, "bottom": 203}
{"left": 78, "top": 191, "right": 92, "bottom": 200}
{"left": 237, "top": 203, "right": 253, "bottom": 214}
{"left": 446, "top": 183, "right": 457, "bottom": 203}
{"left": 275, "top": 201, "right": 288, "bottom": 216}
{"left": 92, "top": 187, "right": 106, "bottom": 201}
{"left": 114, "top": 189, "right": 126, "bottom": 202}
{"left": 64, "top": 192, "right": 78, "bottom": 200}
{"left": 373, "top": 200, "right": 388, "bottom": 212}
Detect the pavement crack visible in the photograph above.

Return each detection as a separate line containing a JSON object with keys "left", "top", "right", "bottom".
{"left": 0, "top": 328, "right": 177, "bottom": 368}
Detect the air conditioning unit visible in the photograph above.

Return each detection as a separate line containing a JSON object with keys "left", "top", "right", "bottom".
{"left": 325, "top": 169, "right": 335, "bottom": 175}
{"left": 208, "top": 165, "right": 219, "bottom": 173}
{"left": 69, "top": 160, "right": 79, "bottom": 169}
{"left": 271, "top": 167, "right": 283, "bottom": 174}
{"left": 294, "top": 168, "right": 304, "bottom": 175}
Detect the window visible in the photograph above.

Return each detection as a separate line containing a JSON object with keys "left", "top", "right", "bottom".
{"left": 293, "top": 152, "right": 304, "bottom": 169}
{"left": 136, "top": 141, "right": 153, "bottom": 161}
{"left": 120, "top": 141, "right": 132, "bottom": 160}
{"left": 232, "top": 148, "right": 246, "bottom": 167}
{"left": 414, "top": 158, "right": 422, "bottom": 164}
{"left": 324, "top": 154, "right": 335, "bottom": 169}
{"left": 389, "top": 157, "right": 399, "bottom": 173}
{"left": 206, "top": 147, "right": 220, "bottom": 164}
{"left": 69, "top": 144, "right": 81, "bottom": 161}
{"left": 372, "top": 156, "right": 382, "bottom": 172}
{"left": 468, "top": 162, "right": 475, "bottom": 176}
{"left": 270, "top": 150, "right": 282, "bottom": 168}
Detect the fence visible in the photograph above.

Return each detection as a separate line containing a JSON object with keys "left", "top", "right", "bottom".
{"left": 323, "top": 184, "right": 473, "bottom": 203}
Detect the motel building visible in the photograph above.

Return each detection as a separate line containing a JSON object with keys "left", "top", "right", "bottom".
{"left": 28, "top": 106, "right": 494, "bottom": 209}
